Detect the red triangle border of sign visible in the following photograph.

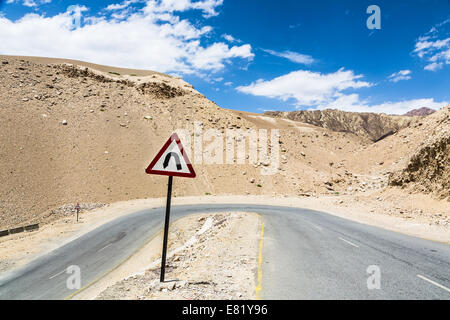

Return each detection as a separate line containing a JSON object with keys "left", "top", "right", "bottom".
{"left": 145, "top": 133, "right": 196, "bottom": 178}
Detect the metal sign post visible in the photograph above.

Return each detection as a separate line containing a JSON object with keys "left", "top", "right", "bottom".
{"left": 75, "top": 203, "right": 80, "bottom": 222}
{"left": 145, "top": 133, "right": 196, "bottom": 282}
{"left": 160, "top": 176, "right": 173, "bottom": 282}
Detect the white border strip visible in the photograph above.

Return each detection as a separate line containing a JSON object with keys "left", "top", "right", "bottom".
{"left": 339, "top": 237, "right": 359, "bottom": 248}
{"left": 417, "top": 274, "right": 450, "bottom": 293}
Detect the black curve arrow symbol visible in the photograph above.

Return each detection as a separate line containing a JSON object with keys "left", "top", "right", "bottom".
{"left": 163, "top": 152, "right": 182, "bottom": 170}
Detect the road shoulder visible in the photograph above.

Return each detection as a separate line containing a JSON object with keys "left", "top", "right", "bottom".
{"left": 74, "top": 211, "right": 261, "bottom": 300}
{"left": 1, "top": 194, "right": 447, "bottom": 276}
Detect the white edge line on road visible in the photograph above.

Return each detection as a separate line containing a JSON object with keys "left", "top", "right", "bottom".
{"left": 338, "top": 237, "right": 359, "bottom": 248}
{"left": 49, "top": 269, "right": 66, "bottom": 280}
{"left": 307, "top": 221, "right": 323, "bottom": 231}
{"left": 417, "top": 274, "right": 450, "bottom": 293}
{"left": 97, "top": 243, "right": 112, "bottom": 253}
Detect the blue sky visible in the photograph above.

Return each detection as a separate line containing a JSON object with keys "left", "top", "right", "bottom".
{"left": 0, "top": 0, "right": 449, "bottom": 114}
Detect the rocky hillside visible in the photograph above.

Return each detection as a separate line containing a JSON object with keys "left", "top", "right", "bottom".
{"left": 264, "top": 109, "right": 414, "bottom": 142}
{"left": 0, "top": 56, "right": 368, "bottom": 228}
{"left": 389, "top": 106, "right": 449, "bottom": 200}
{"left": 404, "top": 107, "right": 436, "bottom": 117}
{"left": 0, "top": 55, "right": 447, "bottom": 229}
{"left": 0, "top": 56, "right": 253, "bottom": 228}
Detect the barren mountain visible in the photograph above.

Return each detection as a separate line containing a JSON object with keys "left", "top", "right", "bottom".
{"left": 0, "top": 55, "right": 448, "bottom": 230}
{"left": 264, "top": 109, "right": 414, "bottom": 142}
{"left": 403, "top": 107, "right": 436, "bottom": 117}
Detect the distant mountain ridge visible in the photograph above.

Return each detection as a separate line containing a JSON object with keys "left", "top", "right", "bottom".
{"left": 264, "top": 109, "right": 414, "bottom": 142}
{"left": 403, "top": 107, "right": 436, "bottom": 117}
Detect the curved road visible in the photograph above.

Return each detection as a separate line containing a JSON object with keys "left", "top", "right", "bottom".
{"left": 0, "top": 204, "right": 449, "bottom": 300}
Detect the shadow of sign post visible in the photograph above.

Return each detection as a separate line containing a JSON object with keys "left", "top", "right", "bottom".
{"left": 145, "top": 133, "right": 196, "bottom": 282}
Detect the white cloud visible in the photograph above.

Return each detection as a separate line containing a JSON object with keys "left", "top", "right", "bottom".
{"left": 388, "top": 69, "right": 412, "bottom": 82}
{"left": 237, "top": 68, "right": 447, "bottom": 114}
{"left": 110, "top": 9, "right": 131, "bottom": 20}
{"left": 23, "top": 0, "right": 36, "bottom": 7}
{"left": 413, "top": 18, "right": 450, "bottom": 71}
{"left": 191, "top": 42, "right": 253, "bottom": 71}
{"left": 223, "top": 34, "right": 234, "bottom": 42}
{"left": 414, "top": 37, "right": 450, "bottom": 58}
{"left": 424, "top": 62, "right": 443, "bottom": 71}
{"left": 190, "top": 0, "right": 224, "bottom": 18}
{"left": 237, "top": 68, "right": 371, "bottom": 107}
{"left": 0, "top": 0, "right": 253, "bottom": 75}
{"left": 263, "top": 49, "right": 315, "bottom": 65}
{"left": 317, "top": 96, "right": 447, "bottom": 115}
{"left": 6, "top": 0, "right": 51, "bottom": 6}
{"left": 106, "top": 1, "right": 134, "bottom": 11}
{"left": 143, "top": 0, "right": 223, "bottom": 18}
{"left": 222, "top": 34, "right": 240, "bottom": 43}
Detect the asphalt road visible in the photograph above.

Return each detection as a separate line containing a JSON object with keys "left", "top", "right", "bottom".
{"left": 0, "top": 204, "right": 449, "bottom": 300}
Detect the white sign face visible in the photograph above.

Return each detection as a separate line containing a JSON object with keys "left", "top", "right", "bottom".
{"left": 146, "top": 133, "right": 196, "bottom": 178}
{"left": 151, "top": 140, "right": 191, "bottom": 174}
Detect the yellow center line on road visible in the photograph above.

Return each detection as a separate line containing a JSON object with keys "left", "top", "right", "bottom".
{"left": 255, "top": 217, "right": 264, "bottom": 300}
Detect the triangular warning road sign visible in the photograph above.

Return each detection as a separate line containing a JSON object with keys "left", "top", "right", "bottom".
{"left": 145, "top": 133, "right": 196, "bottom": 178}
